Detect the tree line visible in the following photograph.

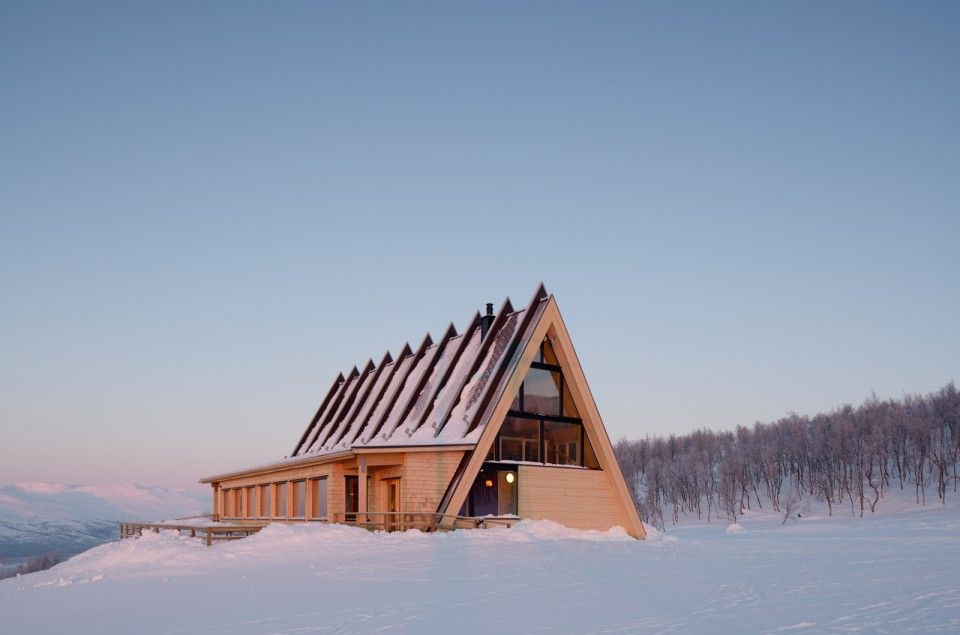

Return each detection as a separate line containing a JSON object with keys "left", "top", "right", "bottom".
{"left": 615, "top": 383, "right": 960, "bottom": 529}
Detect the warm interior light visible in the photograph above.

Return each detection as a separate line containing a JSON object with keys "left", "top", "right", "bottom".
{"left": 505, "top": 472, "right": 515, "bottom": 484}
{"left": 484, "top": 479, "right": 494, "bottom": 488}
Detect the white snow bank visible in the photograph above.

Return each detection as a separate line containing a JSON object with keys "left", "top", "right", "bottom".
{"left": 641, "top": 522, "right": 680, "bottom": 542}
{"left": 726, "top": 522, "right": 746, "bottom": 534}
{"left": 482, "top": 519, "right": 634, "bottom": 542}
{"left": 3, "top": 507, "right": 959, "bottom": 634}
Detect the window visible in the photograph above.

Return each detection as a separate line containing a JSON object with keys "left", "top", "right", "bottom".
{"left": 491, "top": 336, "right": 599, "bottom": 469}
{"left": 294, "top": 480, "right": 306, "bottom": 518}
{"left": 277, "top": 483, "right": 287, "bottom": 518}
{"left": 523, "top": 367, "right": 560, "bottom": 416}
{"left": 584, "top": 433, "right": 600, "bottom": 469}
{"left": 499, "top": 417, "right": 540, "bottom": 462}
{"left": 310, "top": 478, "right": 327, "bottom": 519}
{"left": 509, "top": 337, "right": 575, "bottom": 418}
{"left": 234, "top": 489, "right": 243, "bottom": 517}
{"left": 561, "top": 379, "right": 579, "bottom": 418}
{"left": 543, "top": 420, "right": 581, "bottom": 466}
{"left": 246, "top": 487, "right": 256, "bottom": 518}
{"left": 541, "top": 338, "right": 559, "bottom": 365}
{"left": 260, "top": 484, "right": 272, "bottom": 517}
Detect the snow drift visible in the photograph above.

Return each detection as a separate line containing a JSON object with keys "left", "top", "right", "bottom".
{"left": 2, "top": 501, "right": 959, "bottom": 634}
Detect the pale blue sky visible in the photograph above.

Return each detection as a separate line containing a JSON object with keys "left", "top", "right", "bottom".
{"left": 2, "top": 2, "right": 958, "bottom": 489}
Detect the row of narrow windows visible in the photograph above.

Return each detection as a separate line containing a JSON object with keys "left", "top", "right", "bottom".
{"left": 221, "top": 478, "right": 327, "bottom": 519}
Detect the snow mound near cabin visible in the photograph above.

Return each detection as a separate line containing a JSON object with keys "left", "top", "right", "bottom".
{"left": 478, "top": 519, "right": 634, "bottom": 542}
{"left": 641, "top": 522, "right": 679, "bottom": 542}
{"left": 14, "top": 520, "right": 634, "bottom": 588}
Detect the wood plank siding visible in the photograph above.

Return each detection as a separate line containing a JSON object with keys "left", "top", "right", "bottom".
{"left": 400, "top": 450, "right": 465, "bottom": 513}
{"left": 518, "top": 465, "right": 629, "bottom": 531}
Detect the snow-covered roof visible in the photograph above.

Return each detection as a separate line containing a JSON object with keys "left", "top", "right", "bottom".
{"left": 202, "top": 285, "right": 550, "bottom": 483}
{"left": 291, "top": 285, "right": 549, "bottom": 457}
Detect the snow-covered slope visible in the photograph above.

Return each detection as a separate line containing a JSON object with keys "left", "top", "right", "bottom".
{"left": 1, "top": 500, "right": 958, "bottom": 634}
{"left": 0, "top": 483, "right": 206, "bottom": 562}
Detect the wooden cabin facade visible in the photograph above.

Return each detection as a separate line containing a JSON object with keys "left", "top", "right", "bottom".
{"left": 201, "top": 285, "right": 645, "bottom": 538}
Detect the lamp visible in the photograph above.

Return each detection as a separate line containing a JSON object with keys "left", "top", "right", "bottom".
{"left": 505, "top": 472, "right": 515, "bottom": 484}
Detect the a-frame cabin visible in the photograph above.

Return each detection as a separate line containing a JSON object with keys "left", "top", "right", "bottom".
{"left": 201, "top": 285, "right": 645, "bottom": 539}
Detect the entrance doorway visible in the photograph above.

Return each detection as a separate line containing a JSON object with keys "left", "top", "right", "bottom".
{"left": 469, "top": 465, "right": 518, "bottom": 517}
{"left": 385, "top": 479, "right": 400, "bottom": 530}
{"left": 345, "top": 476, "right": 358, "bottom": 522}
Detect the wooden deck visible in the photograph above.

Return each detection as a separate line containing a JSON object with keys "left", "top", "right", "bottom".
{"left": 120, "top": 512, "right": 514, "bottom": 546}
{"left": 120, "top": 521, "right": 269, "bottom": 546}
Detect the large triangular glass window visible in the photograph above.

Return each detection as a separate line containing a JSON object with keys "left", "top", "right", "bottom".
{"left": 491, "top": 337, "right": 599, "bottom": 469}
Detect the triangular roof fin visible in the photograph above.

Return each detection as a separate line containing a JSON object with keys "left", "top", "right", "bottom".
{"left": 290, "top": 371, "right": 345, "bottom": 456}
{"left": 308, "top": 365, "right": 365, "bottom": 450}
{"left": 394, "top": 323, "right": 459, "bottom": 437}
{"left": 432, "top": 296, "right": 513, "bottom": 438}
{"left": 360, "top": 335, "right": 430, "bottom": 443}
{"left": 464, "top": 285, "right": 548, "bottom": 436}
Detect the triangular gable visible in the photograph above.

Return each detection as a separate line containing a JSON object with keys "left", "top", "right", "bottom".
{"left": 438, "top": 295, "right": 645, "bottom": 539}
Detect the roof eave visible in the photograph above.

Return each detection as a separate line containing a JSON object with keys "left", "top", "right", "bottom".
{"left": 200, "top": 449, "right": 355, "bottom": 484}
{"left": 352, "top": 444, "right": 476, "bottom": 454}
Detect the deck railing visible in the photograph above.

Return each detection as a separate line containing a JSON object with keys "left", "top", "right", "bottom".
{"left": 329, "top": 511, "right": 516, "bottom": 532}
{"left": 120, "top": 521, "right": 269, "bottom": 546}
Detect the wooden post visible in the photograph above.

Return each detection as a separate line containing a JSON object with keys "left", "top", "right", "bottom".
{"left": 206, "top": 528, "right": 212, "bottom": 547}
{"left": 358, "top": 456, "right": 368, "bottom": 526}
{"left": 211, "top": 483, "right": 221, "bottom": 522}
{"left": 305, "top": 479, "right": 314, "bottom": 520}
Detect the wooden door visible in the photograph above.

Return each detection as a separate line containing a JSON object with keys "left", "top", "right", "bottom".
{"left": 386, "top": 479, "right": 400, "bottom": 530}
{"left": 345, "top": 476, "right": 358, "bottom": 522}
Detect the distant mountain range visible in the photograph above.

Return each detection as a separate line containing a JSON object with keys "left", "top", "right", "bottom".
{"left": 0, "top": 483, "right": 207, "bottom": 565}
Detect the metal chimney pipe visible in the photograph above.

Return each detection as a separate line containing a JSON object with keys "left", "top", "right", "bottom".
{"left": 480, "top": 303, "right": 495, "bottom": 339}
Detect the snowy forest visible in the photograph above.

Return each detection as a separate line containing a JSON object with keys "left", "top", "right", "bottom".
{"left": 615, "top": 383, "right": 960, "bottom": 529}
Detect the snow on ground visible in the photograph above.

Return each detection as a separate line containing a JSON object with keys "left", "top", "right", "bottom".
{"left": 2, "top": 498, "right": 959, "bottom": 634}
